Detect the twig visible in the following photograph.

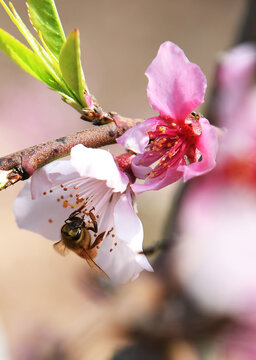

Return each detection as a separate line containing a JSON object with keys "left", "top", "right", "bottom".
{"left": 0, "top": 115, "right": 137, "bottom": 190}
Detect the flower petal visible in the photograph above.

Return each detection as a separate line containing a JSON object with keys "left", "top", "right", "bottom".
{"left": 146, "top": 41, "right": 207, "bottom": 121}
{"left": 71, "top": 145, "right": 129, "bottom": 193}
{"left": 217, "top": 43, "right": 256, "bottom": 90}
{"left": 131, "top": 154, "right": 152, "bottom": 179}
{"left": 131, "top": 166, "right": 182, "bottom": 194}
{"left": 97, "top": 240, "right": 150, "bottom": 284}
{"left": 178, "top": 118, "right": 218, "bottom": 182}
{"left": 14, "top": 179, "right": 72, "bottom": 240}
{"left": 117, "top": 118, "right": 157, "bottom": 154}
{"left": 95, "top": 191, "right": 153, "bottom": 283}
{"left": 31, "top": 160, "right": 79, "bottom": 199}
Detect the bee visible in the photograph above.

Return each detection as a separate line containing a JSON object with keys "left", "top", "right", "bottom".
{"left": 54, "top": 205, "right": 109, "bottom": 279}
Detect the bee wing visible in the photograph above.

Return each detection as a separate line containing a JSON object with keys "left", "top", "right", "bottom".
{"left": 77, "top": 247, "right": 110, "bottom": 280}
{"left": 53, "top": 240, "right": 69, "bottom": 256}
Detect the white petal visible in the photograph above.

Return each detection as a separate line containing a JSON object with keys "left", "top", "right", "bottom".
{"left": 14, "top": 179, "right": 80, "bottom": 241}
{"left": 96, "top": 238, "right": 151, "bottom": 284}
{"left": 114, "top": 192, "right": 143, "bottom": 251}
{"left": 115, "top": 192, "right": 153, "bottom": 272}
{"left": 31, "top": 160, "right": 79, "bottom": 199}
{"left": 71, "top": 145, "right": 129, "bottom": 193}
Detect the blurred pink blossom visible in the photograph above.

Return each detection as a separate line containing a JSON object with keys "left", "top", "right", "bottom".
{"left": 219, "top": 325, "right": 256, "bottom": 360}
{"left": 175, "top": 44, "right": 256, "bottom": 321}
{"left": 118, "top": 42, "right": 218, "bottom": 193}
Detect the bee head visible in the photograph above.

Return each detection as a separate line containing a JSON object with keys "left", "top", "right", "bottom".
{"left": 62, "top": 217, "right": 85, "bottom": 241}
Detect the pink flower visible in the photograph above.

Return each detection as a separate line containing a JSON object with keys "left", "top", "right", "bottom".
{"left": 118, "top": 42, "right": 218, "bottom": 193}
{"left": 13, "top": 145, "right": 152, "bottom": 284}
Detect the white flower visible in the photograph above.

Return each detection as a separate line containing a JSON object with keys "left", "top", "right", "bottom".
{"left": 14, "top": 145, "right": 153, "bottom": 284}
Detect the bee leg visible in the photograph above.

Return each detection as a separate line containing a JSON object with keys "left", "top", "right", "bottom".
{"left": 86, "top": 207, "right": 98, "bottom": 233}
{"left": 67, "top": 205, "right": 86, "bottom": 220}
{"left": 90, "top": 232, "right": 105, "bottom": 249}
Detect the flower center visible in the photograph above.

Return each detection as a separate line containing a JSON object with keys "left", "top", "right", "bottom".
{"left": 43, "top": 178, "right": 118, "bottom": 253}
{"left": 146, "top": 113, "right": 202, "bottom": 179}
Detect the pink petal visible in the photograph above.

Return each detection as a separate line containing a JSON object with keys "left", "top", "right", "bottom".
{"left": 131, "top": 166, "right": 182, "bottom": 194}
{"left": 217, "top": 43, "right": 256, "bottom": 90}
{"left": 178, "top": 118, "right": 218, "bottom": 182}
{"left": 117, "top": 118, "right": 157, "bottom": 154}
{"left": 71, "top": 145, "right": 129, "bottom": 192}
{"left": 131, "top": 154, "right": 152, "bottom": 179}
{"left": 146, "top": 41, "right": 207, "bottom": 122}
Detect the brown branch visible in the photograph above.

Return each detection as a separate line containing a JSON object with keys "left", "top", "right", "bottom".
{"left": 0, "top": 116, "right": 137, "bottom": 190}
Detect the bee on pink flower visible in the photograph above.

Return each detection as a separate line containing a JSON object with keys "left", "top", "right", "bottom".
{"left": 118, "top": 41, "right": 218, "bottom": 193}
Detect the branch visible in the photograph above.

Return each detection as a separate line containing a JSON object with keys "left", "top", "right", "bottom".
{"left": 0, "top": 115, "right": 137, "bottom": 190}
{"left": 235, "top": 0, "right": 256, "bottom": 44}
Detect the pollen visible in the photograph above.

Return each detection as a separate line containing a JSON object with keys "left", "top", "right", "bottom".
{"left": 63, "top": 200, "right": 76, "bottom": 209}
{"left": 63, "top": 200, "right": 69, "bottom": 208}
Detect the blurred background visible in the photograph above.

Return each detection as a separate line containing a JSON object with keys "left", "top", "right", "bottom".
{"left": 0, "top": 0, "right": 252, "bottom": 359}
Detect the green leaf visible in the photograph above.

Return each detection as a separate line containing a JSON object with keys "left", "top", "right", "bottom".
{"left": 1, "top": 1, "right": 45, "bottom": 58}
{"left": 59, "top": 29, "right": 87, "bottom": 108}
{"left": 1, "top": 2, "right": 61, "bottom": 82}
{"left": 0, "top": 28, "right": 57, "bottom": 85}
{"left": 27, "top": 0, "right": 66, "bottom": 59}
